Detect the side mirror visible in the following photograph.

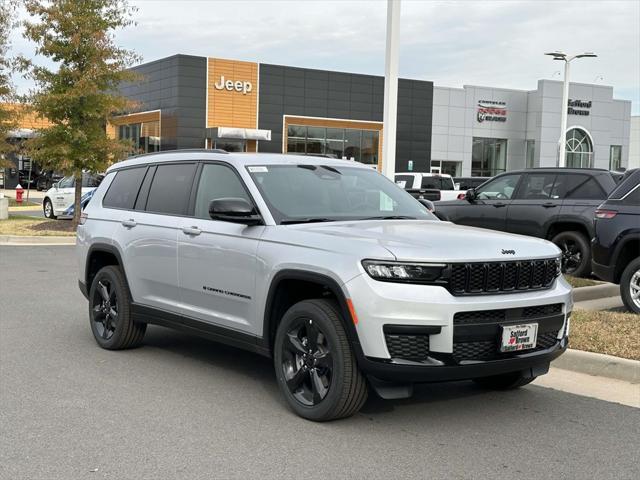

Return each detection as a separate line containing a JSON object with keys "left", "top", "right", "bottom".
{"left": 418, "top": 198, "right": 435, "bottom": 212}
{"left": 209, "top": 198, "right": 262, "bottom": 225}
{"left": 465, "top": 188, "right": 477, "bottom": 202}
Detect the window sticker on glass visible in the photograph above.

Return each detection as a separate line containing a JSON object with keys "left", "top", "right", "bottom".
{"left": 380, "top": 192, "right": 394, "bottom": 211}
{"left": 248, "top": 166, "right": 268, "bottom": 173}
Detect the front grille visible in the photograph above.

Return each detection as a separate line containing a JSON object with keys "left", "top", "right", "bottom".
{"left": 449, "top": 259, "right": 559, "bottom": 295}
{"left": 385, "top": 333, "right": 430, "bottom": 360}
{"left": 453, "top": 331, "right": 560, "bottom": 362}
{"left": 453, "top": 303, "right": 563, "bottom": 325}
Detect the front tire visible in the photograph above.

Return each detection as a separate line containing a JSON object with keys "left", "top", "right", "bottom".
{"left": 273, "top": 299, "right": 368, "bottom": 421}
{"left": 43, "top": 198, "right": 57, "bottom": 219}
{"left": 473, "top": 371, "right": 536, "bottom": 390}
{"left": 89, "top": 265, "right": 146, "bottom": 349}
{"left": 552, "top": 231, "right": 590, "bottom": 277}
{"left": 620, "top": 257, "right": 640, "bottom": 314}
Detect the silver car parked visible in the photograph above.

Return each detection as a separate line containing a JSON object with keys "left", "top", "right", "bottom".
{"left": 77, "top": 150, "right": 572, "bottom": 421}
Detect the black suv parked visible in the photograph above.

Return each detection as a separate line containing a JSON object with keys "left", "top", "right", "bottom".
{"left": 592, "top": 169, "right": 640, "bottom": 313}
{"left": 435, "top": 168, "right": 617, "bottom": 277}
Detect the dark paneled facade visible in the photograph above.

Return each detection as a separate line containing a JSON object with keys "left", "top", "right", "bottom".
{"left": 119, "top": 54, "right": 206, "bottom": 150}
{"left": 258, "top": 64, "right": 433, "bottom": 172}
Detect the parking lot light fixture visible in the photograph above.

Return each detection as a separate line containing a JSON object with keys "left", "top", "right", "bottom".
{"left": 544, "top": 51, "right": 598, "bottom": 167}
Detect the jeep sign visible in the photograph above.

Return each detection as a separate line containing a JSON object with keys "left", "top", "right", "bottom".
{"left": 214, "top": 75, "right": 253, "bottom": 95}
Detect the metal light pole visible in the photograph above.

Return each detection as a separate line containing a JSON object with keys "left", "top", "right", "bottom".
{"left": 544, "top": 51, "right": 597, "bottom": 167}
{"left": 382, "top": 0, "right": 401, "bottom": 179}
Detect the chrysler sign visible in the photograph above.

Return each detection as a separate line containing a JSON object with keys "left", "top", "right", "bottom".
{"left": 214, "top": 75, "right": 253, "bottom": 95}
{"left": 477, "top": 100, "right": 507, "bottom": 123}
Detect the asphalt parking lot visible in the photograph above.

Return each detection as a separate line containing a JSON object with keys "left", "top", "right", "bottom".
{"left": 1, "top": 246, "right": 639, "bottom": 480}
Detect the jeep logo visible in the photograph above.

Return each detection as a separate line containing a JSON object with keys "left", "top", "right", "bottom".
{"left": 501, "top": 249, "right": 516, "bottom": 255}
{"left": 214, "top": 75, "right": 253, "bottom": 95}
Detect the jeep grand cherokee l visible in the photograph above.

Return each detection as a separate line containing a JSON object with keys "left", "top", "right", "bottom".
{"left": 77, "top": 151, "right": 572, "bottom": 421}
{"left": 435, "top": 168, "right": 617, "bottom": 277}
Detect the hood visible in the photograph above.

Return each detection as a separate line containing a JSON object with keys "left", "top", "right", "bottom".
{"left": 288, "top": 220, "right": 560, "bottom": 263}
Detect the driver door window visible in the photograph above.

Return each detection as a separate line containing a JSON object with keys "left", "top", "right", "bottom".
{"left": 193, "top": 164, "right": 252, "bottom": 219}
{"left": 476, "top": 175, "right": 521, "bottom": 200}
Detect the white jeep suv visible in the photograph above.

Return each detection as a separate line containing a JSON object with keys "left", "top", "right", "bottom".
{"left": 77, "top": 150, "right": 572, "bottom": 421}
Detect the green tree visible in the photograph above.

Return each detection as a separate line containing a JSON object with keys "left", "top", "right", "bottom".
{"left": 0, "top": 0, "right": 18, "bottom": 169}
{"left": 21, "top": 0, "right": 140, "bottom": 225}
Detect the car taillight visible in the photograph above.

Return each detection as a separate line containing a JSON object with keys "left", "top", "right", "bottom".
{"left": 595, "top": 209, "right": 617, "bottom": 219}
{"left": 457, "top": 193, "right": 466, "bottom": 200}
{"left": 79, "top": 212, "right": 88, "bottom": 225}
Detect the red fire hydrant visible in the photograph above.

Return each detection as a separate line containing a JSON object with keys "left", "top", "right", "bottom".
{"left": 15, "top": 184, "right": 24, "bottom": 204}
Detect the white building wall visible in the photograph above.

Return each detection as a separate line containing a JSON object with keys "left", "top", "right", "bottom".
{"left": 431, "top": 79, "right": 632, "bottom": 174}
{"left": 630, "top": 116, "right": 640, "bottom": 169}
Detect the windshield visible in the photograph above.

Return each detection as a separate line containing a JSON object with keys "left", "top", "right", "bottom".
{"left": 247, "top": 165, "right": 435, "bottom": 224}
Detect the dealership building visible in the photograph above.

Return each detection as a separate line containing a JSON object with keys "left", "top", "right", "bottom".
{"left": 110, "top": 54, "right": 631, "bottom": 177}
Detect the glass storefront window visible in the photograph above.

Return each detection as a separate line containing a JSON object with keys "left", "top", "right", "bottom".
{"left": 430, "top": 160, "right": 461, "bottom": 176}
{"left": 361, "top": 130, "right": 378, "bottom": 165}
{"left": 118, "top": 120, "right": 160, "bottom": 155}
{"left": 325, "top": 128, "right": 344, "bottom": 158}
{"left": 343, "top": 129, "right": 361, "bottom": 162}
{"left": 526, "top": 140, "right": 535, "bottom": 168}
{"left": 286, "top": 124, "right": 379, "bottom": 166}
{"left": 609, "top": 145, "right": 622, "bottom": 171}
{"left": 472, "top": 137, "right": 507, "bottom": 176}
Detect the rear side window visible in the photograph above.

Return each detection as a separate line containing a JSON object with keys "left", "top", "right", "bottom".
{"left": 552, "top": 174, "right": 605, "bottom": 200}
{"left": 145, "top": 163, "right": 197, "bottom": 215}
{"left": 623, "top": 185, "right": 640, "bottom": 205}
{"left": 518, "top": 173, "right": 557, "bottom": 200}
{"left": 394, "top": 175, "right": 415, "bottom": 189}
{"left": 421, "top": 177, "right": 454, "bottom": 190}
{"left": 102, "top": 167, "right": 147, "bottom": 209}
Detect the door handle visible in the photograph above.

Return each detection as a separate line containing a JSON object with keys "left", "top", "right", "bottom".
{"left": 182, "top": 226, "right": 201, "bottom": 236}
{"left": 493, "top": 202, "right": 506, "bottom": 208}
{"left": 121, "top": 219, "right": 137, "bottom": 228}
{"left": 542, "top": 203, "right": 557, "bottom": 208}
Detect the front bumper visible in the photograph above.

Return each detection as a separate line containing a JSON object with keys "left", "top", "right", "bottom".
{"left": 345, "top": 273, "right": 573, "bottom": 358}
{"left": 354, "top": 337, "right": 567, "bottom": 383}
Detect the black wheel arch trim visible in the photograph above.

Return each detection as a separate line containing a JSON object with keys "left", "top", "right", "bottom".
{"left": 260, "top": 269, "right": 361, "bottom": 354}
{"left": 546, "top": 217, "right": 594, "bottom": 241}
{"left": 85, "top": 243, "right": 131, "bottom": 295}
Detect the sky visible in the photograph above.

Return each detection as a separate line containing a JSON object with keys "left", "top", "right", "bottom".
{"left": 9, "top": 0, "right": 640, "bottom": 114}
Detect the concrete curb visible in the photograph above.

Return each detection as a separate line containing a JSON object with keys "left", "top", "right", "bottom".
{"left": 0, "top": 235, "right": 75, "bottom": 246}
{"left": 554, "top": 349, "right": 639, "bottom": 383}
{"left": 572, "top": 283, "right": 620, "bottom": 302}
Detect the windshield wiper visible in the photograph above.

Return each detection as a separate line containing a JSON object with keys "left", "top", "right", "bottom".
{"left": 280, "top": 217, "right": 336, "bottom": 225}
{"left": 361, "top": 215, "right": 417, "bottom": 220}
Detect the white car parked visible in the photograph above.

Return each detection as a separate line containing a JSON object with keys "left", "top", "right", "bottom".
{"left": 395, "top": 172, "right": 465, "bottom": 201}
{"left": 43, "top": 173, "right": 104, "bottom": 219}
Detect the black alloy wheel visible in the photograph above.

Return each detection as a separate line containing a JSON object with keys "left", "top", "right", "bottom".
{"left": 273, "top": 299, "right": 368, "bottom": 421}
{"left": 552, "top": 231, "right": 590, "bottom": 277}
{"left": 91, "top": 278, "right": 119, "bottom": 341}
{"left": 280, "top": 318, "right": 334, "bottom": 406}
{"left": 88, "top": 265, "right": 146, "bottom": 350}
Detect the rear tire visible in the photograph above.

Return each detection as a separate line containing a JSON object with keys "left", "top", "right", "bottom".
{"left": 620, "top": 257, "right": 640, "bottom": 314}
{"left": 273, "top": 299, "right": 368, "bottom": 421}
{"left": 473, "top": 371, "right": 536, "bottom": 390}
{"left": 43, "top": 198, "right": 57, "bottom": 219}
{"left": 552, "top": 231, "right": 590, "bottom": 277}
{"left": 89, "top": 265, "right": 146, "bottom": 350}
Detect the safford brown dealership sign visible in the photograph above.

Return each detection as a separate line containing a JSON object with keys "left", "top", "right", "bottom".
{"left": 568, "top": 99, "right": 591, "bottom": 116}
{"left": 477, "top": 100, "right": 507, "bottom": 123}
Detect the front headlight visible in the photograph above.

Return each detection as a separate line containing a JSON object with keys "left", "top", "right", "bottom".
{"left": 361, "top": 260, "right": 446, "bottom": 284}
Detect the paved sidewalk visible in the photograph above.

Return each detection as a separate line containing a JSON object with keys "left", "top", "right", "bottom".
{"left": 536, "top": 367, "right": 639, "bottom": 408}
{"left": 575, "top": 295, "right": 625, "bottom": 311}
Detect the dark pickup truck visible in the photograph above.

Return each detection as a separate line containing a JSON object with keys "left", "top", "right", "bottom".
{"left": 434, "top": 168, "right": 617, "bottom": 277}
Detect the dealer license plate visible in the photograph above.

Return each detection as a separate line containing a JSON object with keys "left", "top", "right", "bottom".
{"left": 500, "top": 323, "right": 538, "bottom": 352}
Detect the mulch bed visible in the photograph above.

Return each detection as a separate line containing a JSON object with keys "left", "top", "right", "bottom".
{"left": 28, "top": 220, "right": 77, "bottom": 233}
